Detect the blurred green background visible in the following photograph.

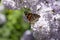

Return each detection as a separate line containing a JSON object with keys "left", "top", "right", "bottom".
{"left": 0, "top": 0, "right": 30, "bottom": 40}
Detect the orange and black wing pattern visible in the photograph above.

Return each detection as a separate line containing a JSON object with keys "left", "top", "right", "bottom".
{"left": 25, "top": 13, "right": 40, "bottom": 23}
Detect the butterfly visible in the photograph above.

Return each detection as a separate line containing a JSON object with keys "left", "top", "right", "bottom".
{"left": 24, "top": 12, "right": 40, "bottom": 24}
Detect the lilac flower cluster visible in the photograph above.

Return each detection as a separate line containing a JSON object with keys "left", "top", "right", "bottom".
{"left": 2, "top": 0, "right": 23, "bottom": 9}
{"left": 31, "top": 0, "right": 60, "bottom": 40}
